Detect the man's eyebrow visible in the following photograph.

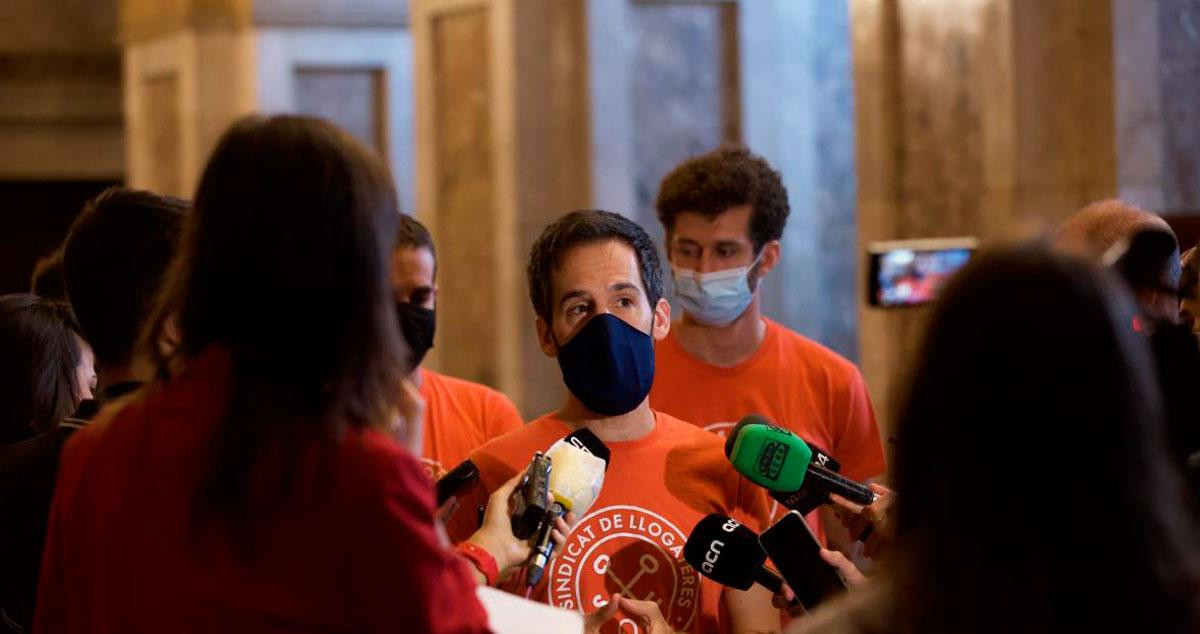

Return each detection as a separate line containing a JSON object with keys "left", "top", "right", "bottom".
{"left": 557, "top": 289, "right": 590, "bottom": 308}
{"left": 610, "top": 282, "right": 642, "bottom": 294}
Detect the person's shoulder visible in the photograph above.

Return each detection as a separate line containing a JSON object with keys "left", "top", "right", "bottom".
{"left": 470, "top": 413, "right": 559, "bottom": 461}
{"left": 655, "top": 411, "right": 726, "bottom": 449}
{"left": 767, "top": 319, "right": 862, "bottom": 379}
{"left": 424, "top": 369, "right": 519, "bottom": 412}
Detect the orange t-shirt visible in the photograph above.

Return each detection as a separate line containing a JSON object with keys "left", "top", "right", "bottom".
{"left": 418, "top": 368, "right": 523, "bottom": 480}
{"left": 445, "top": 411, "right": 769, "bottom": 634}
{"left": 650, "top": 319, "right": 886, "bottom": 531}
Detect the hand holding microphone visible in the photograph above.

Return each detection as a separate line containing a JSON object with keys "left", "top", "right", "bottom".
{"left": 725, "top": 415, "right": 876, "bottom": 507}
{"left": 523, "top": 428, "right": 610, "bottom": 589}
{"left": 830, "top": 483, "right": 896, "bottom": 558}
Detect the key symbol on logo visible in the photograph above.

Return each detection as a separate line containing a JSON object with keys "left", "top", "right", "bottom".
{"left": 605, "top": 554, "right": 662, "bottom": 604}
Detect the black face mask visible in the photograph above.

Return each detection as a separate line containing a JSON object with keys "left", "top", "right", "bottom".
{"left": 556, "top": 313, "right": 655, "bottom": 416}
{"left": 396, "top": 303, "right": 436, "bottom": 369}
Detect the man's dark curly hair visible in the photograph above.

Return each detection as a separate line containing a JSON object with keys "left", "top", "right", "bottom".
{"left": 527, "top": 210, "right": 662, "bottom": 324}
{"left": 655, "top": 145, "right": 790, "bottom": 253}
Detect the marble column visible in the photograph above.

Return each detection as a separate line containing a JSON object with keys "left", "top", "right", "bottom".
{"left": 852, "top": 0, "right": 1117, "bottom": 442}
{"left": 411, "top": 0, "right": 592, "bottom": 415}
{"left": 1114, "top": 0, "right": 1200, "bottom": 217}
{"left": 119, "top": 0, "right": 414, "bottom": 212}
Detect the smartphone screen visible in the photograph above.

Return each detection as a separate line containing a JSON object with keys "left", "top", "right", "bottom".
{"left": 758, "top": 511, "right": 847, "bottom": 610}
{"left": 867, "top": 238, "right": 976, "bottom": 307}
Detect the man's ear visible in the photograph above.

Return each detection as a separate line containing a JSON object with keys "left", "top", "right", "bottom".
{"left": 755, "top": 240, "right": 782, "bottom": 280}
{"left": 536, "top": 317, "right": 559, "bottom": 357}
{"left": 651, "top": 298, "right": 671, "bottom": 342}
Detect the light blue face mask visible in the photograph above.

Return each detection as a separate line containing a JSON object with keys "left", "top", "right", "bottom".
{"left": 671, "top": 251, "right": 764, "bottom": 326}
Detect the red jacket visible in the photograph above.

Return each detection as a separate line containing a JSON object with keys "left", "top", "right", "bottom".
{"left": 35, "top": 347, "right": 490, "bottom": 633}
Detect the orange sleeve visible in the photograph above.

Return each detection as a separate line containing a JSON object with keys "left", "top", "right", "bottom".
{"left": 832, "top": 368, "right": 887, "bottom": 482}
{"left": 485, "top": 390, "right": 524, "bottom": 439}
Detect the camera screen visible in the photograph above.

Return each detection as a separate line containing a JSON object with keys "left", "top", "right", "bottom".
{"left": 872, "top": 247, "right": 972, "bottom": 307}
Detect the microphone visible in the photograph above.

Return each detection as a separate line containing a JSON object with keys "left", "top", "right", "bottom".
{"left": 682, "top": 514, "right": 782, "bottom": 593}
{"left": 727, "top": 415, "right": 875, "bottom": 507}
{"left": 435, "top": 459, "right": 480, "bottom": 506}
{"left": 723, "top": 418, "right": 842, "bottom": 515}
{"left": 524, "top": 429, "right": 610, "bottom": 588}
{"left": 510, "top": 452, "right": 553, "bottom": 540}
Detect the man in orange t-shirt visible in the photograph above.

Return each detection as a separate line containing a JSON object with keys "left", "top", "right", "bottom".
{"left": 392, "top": 215, "right": 523, "bottom": 478}
{"left": 446, "top": 210, "right": 777, "bottom": 634}
{"left": 650, "top": 147, "right": 886, "bottom": 547}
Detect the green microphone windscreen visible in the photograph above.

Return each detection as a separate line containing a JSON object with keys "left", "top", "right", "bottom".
{"left": 728, "top": 422, "right": 814, "bottom": 491}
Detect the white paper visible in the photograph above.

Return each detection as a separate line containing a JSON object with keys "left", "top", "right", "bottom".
{"left": 476, "top": 586, "right": 583, "bottom": 634}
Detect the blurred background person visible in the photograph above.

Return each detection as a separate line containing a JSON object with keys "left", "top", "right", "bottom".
{"left": 0, "top": 187, "right": 186, "bottom": 633}
{"left": 34, "top": 116, "right": 531, "bottom": 633}
{"left": 792, "top": 245, "right": 1200, "bottom": 634}
{"left": 390, "top": 213, "right": 523, "bottom": 481}
{"left": 0, "top": 294, "right": 93, "bottom": 450}
{"left": 1055, "top": 198, "right": 1182, "bottom": 325}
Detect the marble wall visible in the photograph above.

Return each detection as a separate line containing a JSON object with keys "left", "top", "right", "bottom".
{"left": 741, "top": 0, "right": 860, "bottom": 360}
{"left": 1157, "top": 0, "right": 1200, "bottom": 212}
{"left": 629, "top": 2, "right": 738, "bottom": 248}
{"left": 294, "top": 68, "right": 386, "bottom": 156}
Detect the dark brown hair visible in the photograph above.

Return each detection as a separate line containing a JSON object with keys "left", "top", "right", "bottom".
{"left": 62, "top": 187, "right": 188, "bottom": 366}
{"left": 0, "top": 294, "right": 85, "bottom": 446}
{"left": 888, "top": 244, "right": 1200, "bottom": 633}
{"left": 144, "top": 116, "right": 406, "bottom": 546}
{"left": 527, "top": 210, "right": 662, "bottom": 323}
{"left": 655, "top": 145, "right": 790, "bottom": 253}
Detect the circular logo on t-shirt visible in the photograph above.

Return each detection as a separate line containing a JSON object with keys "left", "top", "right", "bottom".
{"left": 704, "top": 421, "right": 736, "bottom": 439}
{"left": 548, "top": 505, "right": 699, "bottom": 633}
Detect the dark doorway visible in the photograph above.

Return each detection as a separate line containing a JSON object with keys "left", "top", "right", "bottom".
{"left": 0, "top": 180, "right": 118, "bottom": 295}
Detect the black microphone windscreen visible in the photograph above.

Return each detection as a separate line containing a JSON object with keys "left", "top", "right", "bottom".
{"left": 683, "top": 514, "right": 768, "bottom": 591}
{"left": 564, "top": 428, "right": 612, "bottom": 468}
{"left": 724, "top": 414, "right": 773, "bottom": 458}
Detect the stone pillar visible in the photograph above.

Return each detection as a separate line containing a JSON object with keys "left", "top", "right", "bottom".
{"left": 851, "top": 0, "right": 1117, "bottom": 441}
{"left": 411, "top": 0, "right": 592, "bottom": 415}
{"left": 1114, "top": 0, "right": 1200, "bottom": 218}
{"left": 119, "top": 0, "right": 415, "bottom": 212}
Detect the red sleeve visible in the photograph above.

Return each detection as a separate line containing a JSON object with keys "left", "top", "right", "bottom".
{"left": 33, "top": 469, "right": 69, "bottom": 634}
{"left": 350, "top": 436, "right": 491, "bottom": 634}
{"left": 34, "top": 426, "right": 98, "bottom": 633}
{"left": 832, "top": 368, "right": 887, "bottom": 482}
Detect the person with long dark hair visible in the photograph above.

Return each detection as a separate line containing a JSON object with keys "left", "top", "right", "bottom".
{"left": 34, "top": 116, "right": 537, "bottom": 633}
{"left": 0, "top": 294, "right": 93, "bottom": 449}
{"left": 792, "top": 245, "right": 1200, "bottom": 634}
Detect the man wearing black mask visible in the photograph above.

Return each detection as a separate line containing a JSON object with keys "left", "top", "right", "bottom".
{"left": 0, "top": 187, "right": 186, "bottom": 633}
{"left": 444, "top": 210, "right": 776, "bottom": 634}
{"left": 391, "top": 214, "right": 523, "bottom": 479}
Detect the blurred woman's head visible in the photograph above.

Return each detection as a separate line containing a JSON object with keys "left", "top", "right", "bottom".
{"left": 0, "top": 293, "right": 94, "bottom": 446}
{"left": 147, "top": 116, "right": 405, "bottom": 534}
{"left": 890, "top": 244, "right": 1199, "bottom": 632}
